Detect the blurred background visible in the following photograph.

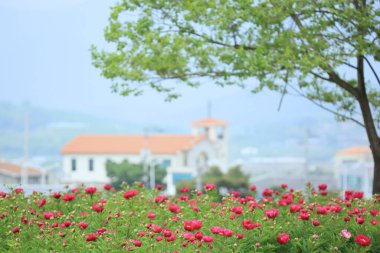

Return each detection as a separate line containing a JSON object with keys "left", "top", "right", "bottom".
{"left": 0, "top": 0, "right": 372, "bottom": 196}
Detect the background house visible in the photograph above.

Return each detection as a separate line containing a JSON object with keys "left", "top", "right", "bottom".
{"left": 0, "top": 160, "right": 45, "bottom": 184}
{"left": 60, "top": 118, "right": 228, "bottom": 194}
{"left": 334, "top": 146, "right": 373, "bottom": 197}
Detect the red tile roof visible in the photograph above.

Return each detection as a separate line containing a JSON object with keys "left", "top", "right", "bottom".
{"left": 336, "top": 146, "right": 371, "bottom": 155}
{"left": 61, "top": 134, "right": 205, "bottom": 155}
{"left": 192, "top": 118, "right": 228, "bottom": 127}
{"left": 0, "top": 161, "right": 41, "bottom": 176}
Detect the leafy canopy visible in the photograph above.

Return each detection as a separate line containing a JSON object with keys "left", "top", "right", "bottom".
{"left": 92, "top": 0, "right": 380, "bottom": 127}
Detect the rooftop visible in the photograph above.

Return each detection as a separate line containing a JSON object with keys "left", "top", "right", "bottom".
{"left": 192, "top": 118, "right": 228, "bottom": 127}
{"left": 336, "top": 146, "right": 371, "bottom": 155}
{"left": 61, "top": 134, "right": 205, "bottom": 155}
{"left": 0, "top": 161, "right": 42, "bottom": 176}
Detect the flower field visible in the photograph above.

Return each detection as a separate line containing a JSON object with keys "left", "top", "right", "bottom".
{"left": 0, "top": 183, "right": 379, "bottom": 252}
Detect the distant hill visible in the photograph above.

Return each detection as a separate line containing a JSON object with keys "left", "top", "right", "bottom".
{"left": 0, "top": 101, "right": 369, "bottom": 166}
{"left": 0, "top": 102, "right": 144, "bottom": 159}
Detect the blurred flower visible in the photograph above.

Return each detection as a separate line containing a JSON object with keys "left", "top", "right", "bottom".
{"left": 124, "top": 189, "right": 138, "bottom": 199}
{"left": 354, "top": 234, "right": 371, "bottom": 246}
{"left": 277, "top": 233, "right": 290, "bottom": 244}
{"left": 341, "top": 229, "right": 351, "bottom": 239}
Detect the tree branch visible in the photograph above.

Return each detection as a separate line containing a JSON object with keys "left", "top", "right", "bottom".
{"left": 363, "top": 56, "right": 380, "bottom": 87}
{"left": 184, "top": 29, "right": 256, "bottom": 51}
{"left": 288, "top": 84, "right": 365, "bottom": 127}
{"left": 290, "top": 13, "right": 359, "bottom": 98}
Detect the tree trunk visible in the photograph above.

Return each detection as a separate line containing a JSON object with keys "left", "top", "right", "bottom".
{"left": 372, "top": 147, "right": 380, "bottom": 195}
{"left": 356, "top": 55, "right": 380, "bottom": 195}
{"left": 358, "top": 96, "right": 380, "bottom": 195}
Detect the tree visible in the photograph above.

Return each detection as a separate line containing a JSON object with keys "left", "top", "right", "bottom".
{"left": 202, "top": 166, "right": 224, "bottom": 186}
{"left": 222, "top": 165, "right": 249, "bottom": 191}
{"left": 106, "top": 160, "right": 144, "bottom": 189}
{"left": 106, "top": 160, "right": 166, "bottom": 189}
{"left": 92, "top": 1, "right": 380, "bottom": 194}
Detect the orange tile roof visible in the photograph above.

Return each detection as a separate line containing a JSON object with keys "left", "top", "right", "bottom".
{"left": 336, "top": 146, "right": 371, "bottom": 155}
{"left": 61, "top": 134, "right": 205, "bottom": 155}
{"left": 0, "top": 161, "right": 41, "bottom": 176}
{"left": 192, "top": 118, "right": 228, "bottom": 127}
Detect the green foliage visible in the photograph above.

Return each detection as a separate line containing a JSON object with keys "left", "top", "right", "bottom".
{"left": 175, "top": 165, "right": 249, "bottom": 193}
{"left": 1, "top": 185, "right": 379, "bottom": 252}
{"left": 203, "top": 165, "right": 249, "bottom": 192}
{"left": 106, "top": 160, "right": 144, "bottom": 189}
{"left": 92, "top": 0, "right": 380, "bottom": 128}
{"left": 106, "top": 160, "right": 166, "bottom": 189}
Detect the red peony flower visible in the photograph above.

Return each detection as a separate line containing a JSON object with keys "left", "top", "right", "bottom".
{"left": 242, "top": 220, "right": 256, "bottom": 230}
{"left": 318, "top": 184, "right": 327, "bottom": 190}
{"left": 134, "top": 240, "right": 142, "bottom": 247}
{"left": 180, "top": 187, "right": 189, "bottom": 193}
{"left": 78, "top": 221, "right": 88, "bottom": 229}
{"left": 92, "top": 201, "right": 105, "bottom": 213}
{"left": 250, "top": 185, "right": 257, "bottom": 191}
{"left": 299, "top": 209, "right": 310, "bottom": 220}
{"left": 168, "top": 203, "right": 181, "bottom": 213}
{"left": 262, "top": 188, "right": 273, "bottom": 197}
{"left": 235, "top": 233, "right": 244, "bottom": 239}
{"left": 43, "top": 212, "right": 54, "bottom": 220}
{"left": 12, "top": 227, "right": 20, "bottom": 233}
{"left": 312, "top": 220, "right": 320, "bottom": 226}
{"left": 210, "top": 226, "right": 221, "bottom": 234}
{"left": 317, "top": 206, "right": 328, "bottom": 215}
{"left": 184, "top": 220, "right": 202, "bottom": 231}
{"left": 97, "top": 227, "right": 107, "bottom": 234}
{"left": 166, "top": 234, "right": 176, "bottom": 242}
{"left": 85, "top": 187, "right": 97, "bottom": 195}
{"left": 183, "top": 232, "right": 195, "bottom": 241}
{"left": 222, "top": 228, "right": 234, "bottom": 237}
{"left": 289, "top": 204, "right": 302, "bottom": 213}
{"left": 264, "top": 209, "right": 280, "bottom": 219}
{"left": 154, "top": 195, "right": 168, "bottom": 203}
{"left": 15, "top": 188, "right": 24, "bottom": 194}
{"left": 38, "top": 198, "right": 46, "bottom": 207}
{"left": 354, "top": 234, "right": 371, "bottom": 246}
{"left": 146, "top": 211, "right": 155, "bottom": 220}
{"left": 281, "top": 184, "right": 288, "bottom": 189}
{"left": 86, "top": 233, "right": 97, "bottom": 242}
{"left": 204, "top": 184, "right": 216, "bottom": 191}
{"left": 162, "top": 228, "right": 172, "bottom": 237}
{"left": 231, "top": 206, "right": 244, "bottom": 215}
{"left": 277, "top": 233, "right": 290, "bottom": 244}
{"left": 124, "top": 189, "right": 138, "bottom": 199}
{"left": 370, "top": 209, "right": 379, "bottom": 216}
{"left": 155, "top": 184, "right": 163, "bottom": 190}
{"left": 203, "top": 235, "right": 214, "bottom": 242}
{"left": 354, "top": 191, "right": 364, "bottom": 199}
{"left": 356, "top": 216, "right": 365, "bottom": 224}
{"left": 53, "top": 192, "right": 61, "bottom": 199}
{"left": 62, "top": 193, "right": 75, "bottom": 202}
{"left": 104, "top": 184, "right": 112, "bottom": 191}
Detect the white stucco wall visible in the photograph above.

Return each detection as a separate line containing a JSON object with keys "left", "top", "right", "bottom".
{"left": 63, "top": 153, "right": 177, "bottom": 184}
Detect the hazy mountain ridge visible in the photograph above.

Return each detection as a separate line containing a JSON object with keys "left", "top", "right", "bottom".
{"left": 0, "top": 102, "right": 368, "bottom": 166}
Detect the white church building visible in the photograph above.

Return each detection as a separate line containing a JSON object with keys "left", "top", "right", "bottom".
{"left": 60, "top": 118, "right": 228, "bottom": 194}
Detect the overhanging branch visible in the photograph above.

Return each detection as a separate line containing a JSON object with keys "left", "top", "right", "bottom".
{"left": 288, "top": 84, "right": 365, "bottom": 128}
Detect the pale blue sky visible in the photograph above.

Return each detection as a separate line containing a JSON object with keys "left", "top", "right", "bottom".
{"left": 0, "top": 0, "right": 360, "bottom": 133}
